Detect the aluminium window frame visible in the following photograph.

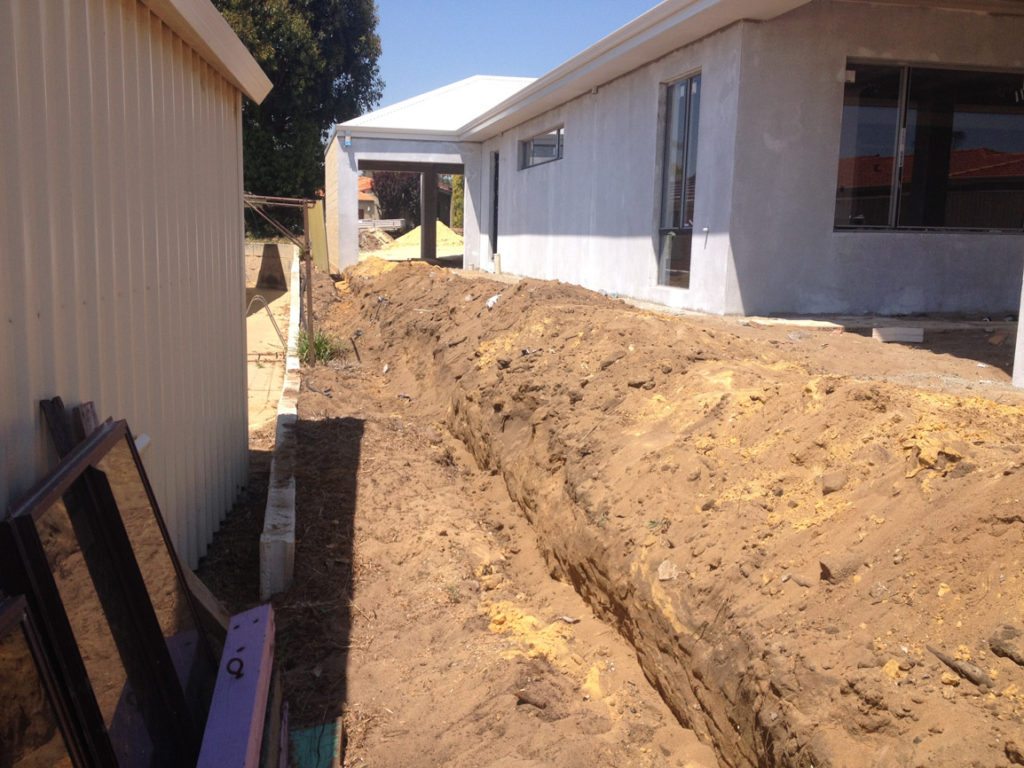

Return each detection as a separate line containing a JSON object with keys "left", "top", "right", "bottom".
{"left": 834, "top": 58, "right": 1024, "bottom": 235}
{"left": 0, "top": 419, "right": 210, "bottom": 766}
{"left": 657, "top": 70, "right": 702, "bottom": 289}
{"left": 519, "top": 126, "right": 564, "bottom": 170}
{"left": 0, "top": 593, "right": 84, "bottom": 766}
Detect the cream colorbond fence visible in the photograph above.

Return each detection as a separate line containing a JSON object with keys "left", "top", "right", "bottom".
{"left": 0, "top": 0, "right": 267, "bottom": 567}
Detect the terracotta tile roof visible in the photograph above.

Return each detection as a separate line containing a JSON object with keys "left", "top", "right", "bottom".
{"left": 837, "top": 148, "right": 1024, "bottom": 189}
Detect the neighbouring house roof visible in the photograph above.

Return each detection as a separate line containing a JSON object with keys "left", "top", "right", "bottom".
{"left": 358, "top": 176, "right": 374, "bottom": 193}
{"left": 340, "top": 76, "right": 536, "bottom": 140}
{"left": 359, "top": 192, "right": 378, "bottom": 203}
{"left": 143, "top": 0, "right": 271, "bottom": 102}
{"left": 337, "top": 0, "right": 812, "bottom": 143}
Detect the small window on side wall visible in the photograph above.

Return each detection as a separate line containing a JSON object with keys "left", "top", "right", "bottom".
{"left": 520, "top": 128, "right": 564, "bottom": 169}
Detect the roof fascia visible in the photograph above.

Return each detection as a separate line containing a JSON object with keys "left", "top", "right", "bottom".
{"left": 458, "top": 0, "right": 810, "bottom": 141}
{"left": 142, "top": 0, "right": 272, "bottom": 103}
{"left": 336, "top": 126, "right": 467, "bottom": 143}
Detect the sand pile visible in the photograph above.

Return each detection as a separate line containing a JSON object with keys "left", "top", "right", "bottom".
{"left": 388, "top": 221, "right": 464, "bottom": 249}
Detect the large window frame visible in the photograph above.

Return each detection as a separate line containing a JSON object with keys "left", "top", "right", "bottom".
{"left": 834, "top": 60, "right": 1024, "bottom": 233}
{"left": 0, "top": 420, "right": 218, "bottom": 766}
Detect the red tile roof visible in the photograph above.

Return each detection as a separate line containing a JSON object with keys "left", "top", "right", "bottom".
{"left": 837, "top": 147, "right": 1024, "bottom": 189}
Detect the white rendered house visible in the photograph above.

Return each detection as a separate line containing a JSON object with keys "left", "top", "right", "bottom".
{"left": 325, "top": 0, "right": 1024, "bottom": 350}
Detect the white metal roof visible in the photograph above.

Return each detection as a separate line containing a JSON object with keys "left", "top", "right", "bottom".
{"left": 340, "top": 76, "right": 536, "bottom": 140}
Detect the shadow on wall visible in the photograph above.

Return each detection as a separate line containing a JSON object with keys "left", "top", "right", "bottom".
{"left": 246, "top": 244, "right": 290, "bottom": 292}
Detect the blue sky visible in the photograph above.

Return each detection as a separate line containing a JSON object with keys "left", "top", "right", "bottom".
{"left": 374, "top": 0, "right": 659, "bottom": 108}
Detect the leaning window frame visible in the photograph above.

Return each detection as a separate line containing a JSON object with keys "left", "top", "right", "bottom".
{"left": 0, "top": 420, "right": 211, "bottom": 766}
{"left": 0, "top": 593, "right": 83, "bottom": 766}
{"left": 519, "top": 126, "right": 564, "bottom": 170}
{"left": 834, "top": 58, "right": 1024, "bottom": 235}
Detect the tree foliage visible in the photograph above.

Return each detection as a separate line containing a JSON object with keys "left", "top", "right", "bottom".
{"left": 213, "top": 0, "right": 383, "bottom": 199}
{"left": 450, "top": 174, "right": 464, "bottom": 230}
{"left": 373, "top": 171, "right": 420, "bottom": 228}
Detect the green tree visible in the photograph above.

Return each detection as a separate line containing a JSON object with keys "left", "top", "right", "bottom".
{"left": 214, "top": 0, "right": 383, "bottom": 200}
{"left": 449, "top": 174, "right": 464, "bottom": 230}
{"left": 373, "top": 171, "right": 420, "bottom": 229}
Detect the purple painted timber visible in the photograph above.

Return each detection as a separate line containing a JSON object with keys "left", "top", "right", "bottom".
{"left": 197, "top": 604, "right": 275, "bottom": 768}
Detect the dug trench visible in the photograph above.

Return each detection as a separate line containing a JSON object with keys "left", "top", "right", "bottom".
{"left": 234, "top": 259, "right": 1024, "bottom": 768}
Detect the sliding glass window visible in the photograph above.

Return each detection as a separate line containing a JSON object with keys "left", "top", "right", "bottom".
{"left": 520, "top": 128, "right": 564, "bottom": 169}
{"left": 835, "top": 62, "right": 1024, "bottom": 231}
{"left": 659, "top": 74, "right": 701, "bottom": 288}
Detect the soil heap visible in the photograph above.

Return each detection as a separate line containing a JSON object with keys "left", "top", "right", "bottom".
{"left": 310, "top": 259, "right": 1024, "bottom": 768}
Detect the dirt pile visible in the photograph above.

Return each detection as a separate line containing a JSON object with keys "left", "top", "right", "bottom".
{"left": 318, "top": 260, "right": 1024, "bottom": 768}
{"left": 388, "top": 221, "right": 464, "bottom": 249}
{"left": 359, "top": 228, "right": 395, "bottom": 252}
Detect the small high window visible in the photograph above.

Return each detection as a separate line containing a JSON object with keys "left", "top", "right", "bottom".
{"left": 520, "top": 128, "right": 564, "bottom": 169}
{"left": 835, "top": 62, "right": 1024, "bottom": 231}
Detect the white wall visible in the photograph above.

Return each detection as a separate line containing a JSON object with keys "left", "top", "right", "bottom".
{"left": 479, "top": 24, "right": 745, "bottom": 313}
{"left": 324, "top": 136, "right": 483, "bottom": 270}
{"left": 728, "top": 0, "right": 1024, "bottom": 315}
{"left": 325, "top": 135, "right": 342, "bottom": 272}
{"left": 0, "top": 0, "right": 249, "bottom": 567}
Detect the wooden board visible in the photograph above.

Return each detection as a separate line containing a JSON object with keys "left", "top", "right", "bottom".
{"left": 197, "top": 604, "right": 275, "bottom": 768}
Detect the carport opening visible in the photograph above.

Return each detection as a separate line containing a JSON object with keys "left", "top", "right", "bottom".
{"left": 358, "top": 160, "right": 465, "bottom": 266}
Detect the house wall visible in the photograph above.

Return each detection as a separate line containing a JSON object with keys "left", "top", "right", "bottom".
{"left": 325, "top": 135, "right": 342, "bottom": 271}
{"left": 728, "top": 0, "right": 1024, "bottom": 315}
{"left": 0, "top": 0, "right": 249, "bottom": 567}
{"left": 478, "top": 24, "right": 744, "bottom": 313}
{"left": 325, "top": 136, "right": 483, "bottom": 270}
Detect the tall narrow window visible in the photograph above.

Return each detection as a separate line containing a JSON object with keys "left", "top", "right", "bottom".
{"left": 659, "top": 74, "right": 701, "bottom": 288}
{"left": 835, "top": 62, "right": 1024, "bottom": 231}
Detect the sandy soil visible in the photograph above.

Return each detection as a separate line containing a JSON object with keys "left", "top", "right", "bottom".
{"left": 203, "top": 258, "right": 1024, "bottom": 767}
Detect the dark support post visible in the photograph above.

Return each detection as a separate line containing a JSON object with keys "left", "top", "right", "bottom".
{"left": 420, "top": 170, "right": 438, "bottom": 262}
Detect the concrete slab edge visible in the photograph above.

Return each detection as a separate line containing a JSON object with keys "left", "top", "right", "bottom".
{"left": 259, "top": 252, "right": 303, "bottom": 600}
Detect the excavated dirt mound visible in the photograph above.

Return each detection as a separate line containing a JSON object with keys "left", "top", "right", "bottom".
{"left": 309, "top": 260, "right": 1024, "bottom": 768}
{"left": 359, "top": 228, "right": 395, "bottom": 252}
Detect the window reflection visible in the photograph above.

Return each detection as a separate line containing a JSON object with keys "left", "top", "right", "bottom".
{"left": 901, "top": 67, "right": 1024, "bottom": 229}
{"left": 659, "top": 74, "right": 701, "bottom": 288}
{"left": 35, "top": 500, "right": 153, "bottom": 765}
{"left": 95, "top": 437, "right": 215, "bottom": 722}
{"left": 0, "top": 601, "right": 73, "bottom": 767}
{"left": 835, "top": 62, "right": 1024, "bottom": 231}
{"left": 834, "top": 64, "right": 902, "bottom": 227}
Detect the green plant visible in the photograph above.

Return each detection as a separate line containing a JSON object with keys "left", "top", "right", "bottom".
{"left": 298, "top": 329, "right": 345, "bottom": 364}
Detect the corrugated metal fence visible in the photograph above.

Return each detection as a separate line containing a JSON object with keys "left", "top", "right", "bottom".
{"left": 0, "top": 0, "right": 249, "bottom": 567}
